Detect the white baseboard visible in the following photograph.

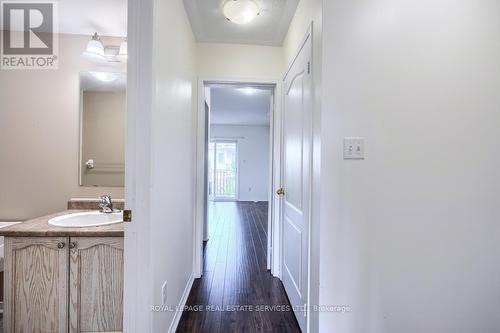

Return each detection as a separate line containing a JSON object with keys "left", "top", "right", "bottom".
{"left": 168, "top": 273, "right": 195, "bottom": 333}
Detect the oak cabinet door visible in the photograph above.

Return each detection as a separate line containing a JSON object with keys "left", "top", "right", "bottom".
{"left": 69, "top": 237, "right": 124, "bottom": 333}
{"left": 4, "top": 237, "right": 69, "bottom": 333}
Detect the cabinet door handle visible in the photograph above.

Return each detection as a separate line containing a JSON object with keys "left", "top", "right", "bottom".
{"left": 69, "top": 242, "right": 77, "bottom": 249}
{"left": 57, "top": 242, "right": 66, "bottom": 249}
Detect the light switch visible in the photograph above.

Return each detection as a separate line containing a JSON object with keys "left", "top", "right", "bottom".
{"left": 343, "top": 137, "right": 365, "bottom": 160}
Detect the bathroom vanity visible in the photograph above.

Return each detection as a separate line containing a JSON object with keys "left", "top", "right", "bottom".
{"left": 0, "top": 210, "right": 124, "bottom": 333}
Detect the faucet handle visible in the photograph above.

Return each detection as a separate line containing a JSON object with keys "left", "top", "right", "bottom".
{"left": 99, "top": 195, "right": 112, "bottom": 204}
{"left": 99, "top": 195, "right": 113, "bottom": 213}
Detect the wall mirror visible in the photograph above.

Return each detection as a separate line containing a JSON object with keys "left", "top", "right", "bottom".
{"left": 79, "top": 71, "right": 126, "bottom": 187}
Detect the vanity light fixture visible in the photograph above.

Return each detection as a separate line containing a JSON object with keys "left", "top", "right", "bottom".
{"left": 119, "top": 39, "right": 127, "bottom": 55}
{"left": 82, "top": 32, "right": 105, "bottom": 59}
{"left": 223, "top": 0, "right": 260, "bottom": 25}
{"left": 82, "top": 32, "right": 127, "bottom": 63}
{"left": 117, "top": 38, "right": 127, "bottom": 61}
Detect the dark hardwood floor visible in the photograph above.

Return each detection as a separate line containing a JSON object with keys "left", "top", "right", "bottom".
{"left": 177, "top": 201, "right": 301, "bottom": 333}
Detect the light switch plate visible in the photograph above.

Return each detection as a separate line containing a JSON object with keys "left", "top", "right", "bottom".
{"left": 343, "top": 137, "right": 365, "bottom": 160}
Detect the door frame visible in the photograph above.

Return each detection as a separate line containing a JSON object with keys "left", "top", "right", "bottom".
{"left": 194, "top": 78, "right": 283, "bottom": 278}
{"left": 123, "top": 0, "right": 154, "bottom": 331}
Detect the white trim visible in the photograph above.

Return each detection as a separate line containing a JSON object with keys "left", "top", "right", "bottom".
{"left": 194, "top": 77, "right": 282, "bottom": 279}
{"left": 194, "top": 78, "right": 208, "bottom": 277}
{"left": 78, "top": 83, "right": 84, "bottom": 186}
{"left": 168, "top": 273, "right": 195, "bottom": 333}
{"left": 123, "top": 0, "right": 155, "bottom": 331}
{"left": 266, "top": 92, "right": 275, "bottom": 271}
{"left": 271, "top": 82, "right": 283, "bottom": 278}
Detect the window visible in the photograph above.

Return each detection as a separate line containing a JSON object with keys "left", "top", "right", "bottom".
{"left": 208, "top": 141, "right": 238, "bottom": 200}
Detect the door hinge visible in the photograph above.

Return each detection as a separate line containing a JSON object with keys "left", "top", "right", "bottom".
{"left": 123, "top": 210, "right": 132, "bottom": 222}
{"left": 307, "top": 61, "right": 311, "bottom": 74}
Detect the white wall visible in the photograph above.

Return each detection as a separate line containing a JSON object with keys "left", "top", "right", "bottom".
{"left": 283, "top": 0, "right": 321, "bottom": 67}
{"left": 211, "top": 125, "right": 270, "bottom": 202}
{"left": 150, "top": 0, "right": 197, "bottom": 331}
{"left": 320, "top": 1, "right": 500, "bottom": 332}
{"left": 197, "top": 42, "right": 284, "bottom": 80}
{"left": 0, "top": 34, "right": 125, "bottom": 221}
{"left": 124, "top": 0, "right": 197, "bottom": 332}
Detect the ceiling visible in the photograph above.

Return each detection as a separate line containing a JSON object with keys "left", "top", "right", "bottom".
{"left": 210, "top": 86, "right": 272, "bottom": 126}
{"left": 9, "top": 0, "right": 298, "bottom": 44}
{"left": 59, "top": 0, "right": 127, "bottom": 36}
{"left": 7, "top": 0, "right": 127, "bottom": 36}
{"left": 183, "top": 0, "right": 299, "bottom": 46}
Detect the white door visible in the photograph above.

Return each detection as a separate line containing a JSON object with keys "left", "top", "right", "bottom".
{"left": 281, "top": 30, "right": 312, "bottom": 332}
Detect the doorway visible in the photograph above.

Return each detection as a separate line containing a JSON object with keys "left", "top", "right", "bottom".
{"left": 196, "top": 81, "right": 279, "bottom": 263}
{"left": 204, "top": 82, "right": 274, "bottom": 245}
{"left": 180, "top": 81, "right": 301, "bottom": 331}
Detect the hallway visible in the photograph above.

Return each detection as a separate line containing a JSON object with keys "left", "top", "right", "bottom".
{"left": 177, "top": 202, "right": 301, "bottom": 332}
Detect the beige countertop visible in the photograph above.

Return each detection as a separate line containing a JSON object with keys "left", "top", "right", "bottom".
{"left": 0, "top": 210, "right": 124, "bottom": 237}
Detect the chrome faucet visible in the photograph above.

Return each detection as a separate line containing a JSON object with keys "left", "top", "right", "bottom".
{"left": 99, "top": 195, "right": 114, "bottom": 213}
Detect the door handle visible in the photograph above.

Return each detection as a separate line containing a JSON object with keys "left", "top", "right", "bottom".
{"left": 276, "top": 187, "right": 285, "bottom": 196}
{"left": 57, "top": 242, "right": 66, "bottom": 249}
{"left": 69, "top": 242, "right": 77, "bottom": 249}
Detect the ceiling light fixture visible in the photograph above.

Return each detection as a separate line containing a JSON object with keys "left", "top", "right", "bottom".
{"left": 223, "top": 0, "right": 260, "bottom": 25}
{"left": 93, "top": 72, "right": 117, "bottom": 83}
{"left": 240, "top": 87, "right": 257, "bottom": 95}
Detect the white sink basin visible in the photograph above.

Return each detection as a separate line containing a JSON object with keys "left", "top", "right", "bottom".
{"left": 48, "top": 211, "right": 123, "bottom": 228}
